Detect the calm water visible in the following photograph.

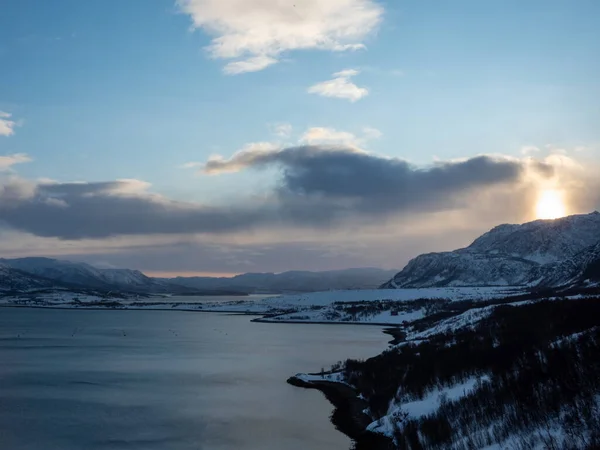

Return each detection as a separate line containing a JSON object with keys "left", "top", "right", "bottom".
{"left": 151, "top": 294, "right": 274, "bottom": 304}
{"left": 0, "top": 308, "right": 388, "bottom": 450}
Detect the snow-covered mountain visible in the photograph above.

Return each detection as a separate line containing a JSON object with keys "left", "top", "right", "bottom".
{"left": 0, "top": 263, "right": 60, "bottom": 292}
{"left": 383, "top": 212, "right": 600, "bottom": 289}
{"left": 536, "top": 241, "right": 600, "bottom": 287}
{"left": 0, "top": 258, "right": 394, "bottom": 295}
{"left": 0, "top": 258, "right": 186, "bottom": 294}
{"left": 164, "top": 268, "right": 399, "bottom": 294}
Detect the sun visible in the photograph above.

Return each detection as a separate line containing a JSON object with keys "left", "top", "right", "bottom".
{"left": 535, "top": 189, "right": 567, "bottom": 220}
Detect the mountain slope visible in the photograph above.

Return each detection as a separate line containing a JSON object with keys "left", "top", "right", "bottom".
{"left": 0, "top": 263, "right": 63, "bottom": 293}
{"left": 0, "top": 258, "right": 187, "bottom": 294}
{"left": 383, "top": 212, "right": 600, "bottom": 289}
{"left": 536, "top": 241, "right": 600, "bottom": 287}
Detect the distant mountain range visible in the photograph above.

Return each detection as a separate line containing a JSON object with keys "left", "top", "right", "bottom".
{"left": 382, "top": 212, "right": 600, "bottom": 289}
{"left": 0, "top": 257, "right": 397, "bottom": 295}
{"left": 161, "top": 268, "right": 399, "bottom": 294}
{"left": 8, "top": 212, "right": 600, "bottom": 296}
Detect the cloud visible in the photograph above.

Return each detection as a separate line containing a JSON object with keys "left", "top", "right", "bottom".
{"left": 203, "top": 147, "right": 526, "bottom": 215}
{"left": 269, "top": 122, "right": 293, "bottom": 138}
{"left": 223, "top": 56, "right": 278, "bottom": 74}
{"left": 521, "top": 145, "right": 541, "bottom": 155}
{"left": 180, "top": 161, "right": 204, "bottom": 169}
{"left": 307, "top": 69, "right": 368, "bottom": 101}
{"left": 177, "top": 0, "right": 383, "bottom": 74}
{"left": 0, "top": 178, "right": 272, "bottom": 239}
{"left": 0, "top": 148, "right": 537, "bottom": 240}
{"left": 0, "top": 112, "right": 17, "bottom": 136}
{"left": 300, "top": 127, "right": 359, "bottom": 146}
{"left": 186, "top": 125, "right": 376, "bottom": 172}
{"left": 182, "top": 142, "right": 281, "bottom": 173}
{"left": 362, "top": 126, "right": 382, "bottom": 139}
{"left": 0, "top": 153, "right": 32, "bottom": 171}
{"left": 203, "top": 142, "right": 282, "bottom": 174}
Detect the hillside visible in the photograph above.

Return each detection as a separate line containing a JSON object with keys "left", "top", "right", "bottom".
{"left": 0, "top": 257, "right": 195, "bottom": 294}
{"left": 0, "top": 258, "right": 398, "bottom": 296}
{"left": 383, "top": 212, "right": 600, "bottom": 289}
{"left": 290, "top": 294, "right": 600, "bottom": 450}
{"left": 0, "top": 263, "right": 61, "bottom": 293}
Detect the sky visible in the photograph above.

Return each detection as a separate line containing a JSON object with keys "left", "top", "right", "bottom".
{"left": 1, "top": 0, "right": 600, "bottom": 276}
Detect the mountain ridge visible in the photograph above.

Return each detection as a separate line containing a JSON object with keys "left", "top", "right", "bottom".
{"left": 161, "top": 267, "right": 399, "bottom": 294}
{"left": 0, "top": 257, "right": 398, "bottom": 295}
{"left": 382, "top": 212, "right": 600, "bottom": 289}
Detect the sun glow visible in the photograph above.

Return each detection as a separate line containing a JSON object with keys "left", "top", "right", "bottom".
{"left": 535, "top": 189, "right": 567, "bottom": 220}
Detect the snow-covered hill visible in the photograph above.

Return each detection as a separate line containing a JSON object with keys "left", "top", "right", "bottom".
{"left": 0, "top": 257, "right": 183, "bottom": 294}
{"left": 0, "top": 258, "right": 397, "bottom": 296}
{"left": 536, "top": 241, "right": 600, "bottom": 287}
{"left": 0, "top": 263, "right": 60, "bottom": 292}
{"left": 383, "top": 212, "right": 600, "bottom": 289}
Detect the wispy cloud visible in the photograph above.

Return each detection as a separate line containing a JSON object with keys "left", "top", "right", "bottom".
{"left": 202, "top": 142, "right": 282, "bottom": 174}
{"left": 0, "top": 111, "right": 17, "bottom": 136}
{"left": 301, "top": 126, "right": 381, "bottom": 146}
{"left": 223, "top": 56, "right": 278, "bottom": 74}
{"left": 300, "top": 127, "right": 359, "bottom": 146}
{"left": 180, "top": 161, "right": 204, "bottom": 169}
{"left": 177, "top": 0, "right": 383, "bottom": 74}
{"left": 183, "top": 125, "right": 380, "bottom": 170}
{"left": 362, "top": 126, "right": 382, "bottom": 139}
{"left": 269, "top": 122, "right": 293, "bottom": 138}
{"left": 307, "top": 69, "right": 368, "bottom": 102}
{"left": 0, "top": 153, "right": 32, "bottom": 171}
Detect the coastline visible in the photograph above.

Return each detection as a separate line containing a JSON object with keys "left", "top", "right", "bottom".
{"left": 287, "top": 375, "right": 394, "bottom": 450}
{"left": 0, "top": 303, "right": 409, "bottom": 327}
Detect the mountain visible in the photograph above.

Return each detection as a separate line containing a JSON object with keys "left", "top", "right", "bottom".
{"left": 382, "top": 212, "right": 600, "bottom": 289}
{"left": 164, "top": 268, "right": 399, "bottom": 294}
{"left": 536, "top": 241, "right": 600, "bottom": 288}
{"left": 0, "top": 258, "right": 395, "bottom": 295}
{"left": 0, "top": 263, "right": 60, "bottom": 293}
{"left": 0, "top": 257, "right": 189, "bottom": 294}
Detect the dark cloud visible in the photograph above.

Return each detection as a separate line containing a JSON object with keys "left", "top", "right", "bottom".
{"left": 208, "top": 146, "right": 525, "bottom": 214}
{"left": 0, "top": 148, "right": 529, "bottom": 239}
{"left": 0, "top": 180, "right": 271, "bottom": 239}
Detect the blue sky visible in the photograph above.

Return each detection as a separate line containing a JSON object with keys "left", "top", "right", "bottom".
{"left": 1, "top": 0, "right": 599, "bottom": 275}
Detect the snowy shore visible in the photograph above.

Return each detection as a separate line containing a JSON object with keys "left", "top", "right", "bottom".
{"left": 0, "top": 286, "right": 526, "bottom": 325}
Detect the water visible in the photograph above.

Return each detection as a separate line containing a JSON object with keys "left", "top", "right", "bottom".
{"left": 148, "top": 294, "right": 274, "bottom": 304}
{"left": 0, "top": 308, "right": 388, "bottom": 450}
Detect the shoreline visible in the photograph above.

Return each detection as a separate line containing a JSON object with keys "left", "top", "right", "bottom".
{"left": 287, "top": 375, "right": 394, "bottom": 450}
{"left": 0, "top": 304, "right": 406, "bottom": 327}
{"left": 0, "top": 304, "right": 263, "bottom": 315}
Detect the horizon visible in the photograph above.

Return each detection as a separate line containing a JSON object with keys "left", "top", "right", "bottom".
{"left": 2, "top": 0, "right": 600, "bottom": 275}
{"left": 3, "top": 211, "right": 595, "bottom": 278}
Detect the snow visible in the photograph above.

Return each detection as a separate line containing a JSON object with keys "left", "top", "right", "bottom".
{"left": 293, "top": 371, "right": 348, "bottom": 384}
{"left": 0, "top": 285, "right": 529, "bottom": 326}
{"left": 406, "top": 305, "right": 499, "bottom": 340}
{"left": 259, "top": 308, "right": 425, "bottom": 325}
{"left": 398, "top": 377, "right": 488, "bottom": 418}
{"left": 404, "top": 299, "right": 541, "bottom": 341}
{"left": 262, "top": 287, "right": 522, "bottom": 307}
{"left": 367, "top": 376, "right": 491, "bottom": 437}
{"left": 386, "top": 212, "right": 600, "bottom": 289}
